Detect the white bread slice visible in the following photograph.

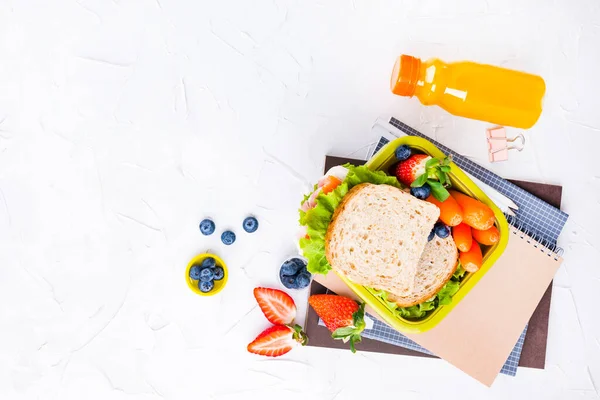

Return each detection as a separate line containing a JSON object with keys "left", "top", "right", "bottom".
{"left": 387, "top": 235, "right": 459, "bottom": 307}
{"left": 325, "top": 183, "right": 440, "bottom": 298}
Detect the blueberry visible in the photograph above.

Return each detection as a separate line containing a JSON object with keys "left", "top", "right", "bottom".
{"left": 298, "top": 262, "right": 309, "bottom": 276}
{"left": 200, "top": 267, "right": 214, "bottom": 282}
{"left": 189, "top": 265, "right": 202, "bottom": 280}
{"left": 242, "top": 216, "right": 259, "bottom": 233}
{"left": 281, "top": 259, "right": 303, "bottom": 276}
{"left": 201, "top": 257, "right": 216, "bottom": 269}
{"left": 199, "top": 219, "right": 215, "bottom": 236}
{"left": 221, "top": 231, "right": 236, "bottom": 245}
{"left": 280, "top": 271, "right": 299, "bottom": 289}
{"left": 292, "top": 258, "right": 307, "bottom": 269}
{"left": 395, "top": 145, "right": 412, "bottom": 161}
{"left": 434, "top": 222, "right": 450, "bottom": 239}
{"left": 410, "top": 183, "right": 431, "bottom": 200}
{"left": 198, "top": 280, "right": 214, "bottom": 293}
{"left": 295, "top": 272, "right": 311, "bottom": 289}
{"left": 213, "top": 266, "right": 224, "bottom": 281}
{"left": 427, "top": 229, "right": 435, "bottom": 242}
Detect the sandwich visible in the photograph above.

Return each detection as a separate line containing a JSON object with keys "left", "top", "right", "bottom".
{"left": 299, "top": 162, "right": 464, "bottom": 320}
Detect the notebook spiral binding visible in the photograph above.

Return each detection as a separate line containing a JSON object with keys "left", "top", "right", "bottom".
{"left": 505, "top": 213, "right": 564, "bottom": 261}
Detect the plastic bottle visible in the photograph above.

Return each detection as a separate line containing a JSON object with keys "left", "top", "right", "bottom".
{"left": 390, "top": 55, "right": 546, "bottom": 129}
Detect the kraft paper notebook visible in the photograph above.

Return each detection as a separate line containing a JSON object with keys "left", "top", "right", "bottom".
{"left": 307, "top": 151, "right": 565, "bottom": 386}
{"left": 313, "top": 231, "right": 563, "bottom": 386}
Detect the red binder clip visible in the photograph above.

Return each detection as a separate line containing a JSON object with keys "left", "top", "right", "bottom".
{"left": 487, "top": 127, "right": 525, "bottom": 162}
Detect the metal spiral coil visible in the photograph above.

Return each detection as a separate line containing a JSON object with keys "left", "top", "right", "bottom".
{"left": 504, "top": 212, "right": 563, "bottom": 261}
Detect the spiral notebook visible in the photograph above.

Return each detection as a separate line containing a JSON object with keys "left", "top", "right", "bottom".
{"left": 314, "top": 226, "right": 563, "bottom": 386}
{"left": 309, "top": 119, "right": 566, "bottom": 386}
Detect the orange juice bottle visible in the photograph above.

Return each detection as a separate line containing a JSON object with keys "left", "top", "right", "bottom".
{"left": 390, "top": 55, "right": 546, "bottom": 129}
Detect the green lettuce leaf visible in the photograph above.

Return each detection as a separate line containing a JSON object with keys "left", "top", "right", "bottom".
{"left": 374, "top": 261, "right": 467, "bottom": 320}
{"left": 298, "top": 164, "right": 401, "bottom": 274}
{"left": 437, "top": 281, "right": 460, "bottom": 305}
{"left": 452, "top": 263, "right": 466, "bottom": 281}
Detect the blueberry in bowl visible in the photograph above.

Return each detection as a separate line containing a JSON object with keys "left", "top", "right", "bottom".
{"left": 280, "top": 269, "right": 299, "bottom": 290}
{"left": 213, "top": 266, "right": 225, "bottom": 281}
{"left": 201, "top": 257, "right": 216, "bottom": 269}
{"left": 189, "top": 265, "right": 202, "bottom": 280}
{"left": 199, "top": 267, "right": 214, "bottom": 282}
{"left": 295, "top": 272, "right": 311, "bottom": 289}
{"left": 280, "top": 258, "right": 303, "bottom": 276}
{"left": 279, "top": 256, "right": 311, "bottom": 290}
{"left": 199, "top": 280, "right": 214, "bottom": 293}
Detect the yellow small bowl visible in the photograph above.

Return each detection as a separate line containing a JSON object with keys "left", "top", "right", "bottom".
{"left": 185, "top": 253, "right": 228, "bottom": 296}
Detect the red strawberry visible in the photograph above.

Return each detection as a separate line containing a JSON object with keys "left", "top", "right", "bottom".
{"left": 395, "top": 154, "right": 431, "bottom": 186}
{"left": 254, "top": 287, "right": 296, "bottom": 325}
{"left": 247, "top": 324, "right": 308, "bottom": 357}
{"left": 308, "top": 295, "right": 365, "bottom": 353}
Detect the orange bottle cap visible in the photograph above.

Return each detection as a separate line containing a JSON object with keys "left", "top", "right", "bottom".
{"left": 390, "top": 55, "right": 421, "bottom": 97}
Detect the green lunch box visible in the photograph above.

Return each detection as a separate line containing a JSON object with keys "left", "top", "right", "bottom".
{"left": 333, "top": 136, "right": 509, "bottom": 334}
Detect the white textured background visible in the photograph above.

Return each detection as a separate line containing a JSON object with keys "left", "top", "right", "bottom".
{"left": 1, "top": 0, "right": 599, "bottom": 399}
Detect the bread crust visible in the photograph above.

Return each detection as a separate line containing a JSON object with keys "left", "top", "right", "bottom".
{"left": 388, "top": 237, "right": 459, "bottom": 307}
{"left": 324, "top": 183, "right": 368, "bottom": 263}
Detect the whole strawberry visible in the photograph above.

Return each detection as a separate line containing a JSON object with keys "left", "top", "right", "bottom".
{"left": 395, "top": 154, "right": 430, "bottom": 186}
{"left": 396, "top": 154, "right": 452, "bottom": 202}
{"left": 308, "top": 294, "right": 365, "bottom": 353}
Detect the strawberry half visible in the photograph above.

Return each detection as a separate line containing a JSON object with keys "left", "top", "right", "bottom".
{"left": 308, "top": 294, "right": 365, "bottom": 353}
{"left": 395, "top": 154, "right": 430, "bottom": 186}
{"left": 254, "top": 287, "right": 297, "bottom": 325}
{"left": 247, "top": 324, "right": 308, "bottom": 357}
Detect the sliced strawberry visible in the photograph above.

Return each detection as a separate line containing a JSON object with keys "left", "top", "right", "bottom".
{"left": 308, "top": 295, "right": 365, "bottom": 353}
{"left": 254, "top": 287, "right": 297, "bottom": 325}
{"left": 395, "top": 154, "right": 430, "bottom": 186}
{"left": 247, "top": 324, "right": 308, "bottom": 357}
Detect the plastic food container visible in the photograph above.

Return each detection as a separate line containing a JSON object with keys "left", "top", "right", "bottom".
{"left": 333, "top": 136, "right": 508, "bottom": 333}
{"left": 185, "top": 253, "right": 228, "bottom": 296}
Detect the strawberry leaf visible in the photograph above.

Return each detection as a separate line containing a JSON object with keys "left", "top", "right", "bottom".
{"left": 436, "top": 170, "right": 447, "bottom": 185}
{"left": 428, "top": 180, "right": 450, "bottom": 202}
{"left": 352, "top": 303, "right": 366, "bottom": 328}
{"left": 332, "top": 327, "right": 356, "bottom": 338}
{"left": 291, "top": 324, "right": 309, "bottom": 346}
{"left": 426, "top": 158, "right": 440, "bottom": 168}
{"left": 411, "top": 173, "right": 428, "bottom": 188}
{"left": 349, "top": 334, "right": 362, "bottom": 353}
{"left": 331, "top": 303, "right": 365, "bottom": 354}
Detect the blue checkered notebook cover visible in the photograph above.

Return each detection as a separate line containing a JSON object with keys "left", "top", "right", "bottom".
{"left": 318, "top": 118, "right": 568, "bottom": 377}
{"left": 318, "top": 316, "right": 527, "bottom": 376}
